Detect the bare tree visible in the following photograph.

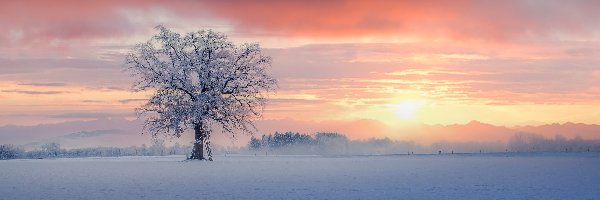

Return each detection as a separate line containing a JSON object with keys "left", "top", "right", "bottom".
{"left": 125, "top": 25, "right": 277, "bottom": 160}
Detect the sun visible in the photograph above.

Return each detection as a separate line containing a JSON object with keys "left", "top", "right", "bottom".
{"left": 391, "top": 100, "right": 425, "bottom": 120}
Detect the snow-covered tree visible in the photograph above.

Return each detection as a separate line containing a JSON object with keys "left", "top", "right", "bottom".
{"left": 0, "top": 144, "right": 24, "bottom": 160}
{"left": 125, "top": 26, "right": 277, "bottom": 160}
{"left": 41, "top": 142, "right": 62, "bottom": 157}
{"left": 248, "top": 136, "right": 261, "bottom": 150}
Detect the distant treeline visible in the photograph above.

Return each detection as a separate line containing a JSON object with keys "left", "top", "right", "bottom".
{"left": 0, "top": 139, "right": 190, "bottom": 160}
{"left": 3, "top": 131, "right": 599, "bottom": 160}
{"left": 509, "top": 132, "right": 600, "bottom": 152}
{"left": 248, "top": 132, "right": 600, "bottom": 155}
{"left": 248, "top": 132, "right": 420, "bottom": 155}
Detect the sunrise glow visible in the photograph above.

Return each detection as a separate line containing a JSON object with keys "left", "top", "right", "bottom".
{"left": 0, "top": 0, "right": 599, "bottom": 144}
{"left": 390, "top": 100, "right": 426, "bottom": 120}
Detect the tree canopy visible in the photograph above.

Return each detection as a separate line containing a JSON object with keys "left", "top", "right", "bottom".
{"left": 125, "top": 25, "right": 277, "bottom": 160}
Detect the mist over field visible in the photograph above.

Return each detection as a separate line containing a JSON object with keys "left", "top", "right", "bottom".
{"left": 2, "top": 119, "right": 600, "bottom": 161}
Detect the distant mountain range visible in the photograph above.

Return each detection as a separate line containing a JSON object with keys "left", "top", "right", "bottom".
{"left": 23, "top": 129, "right": 131, "bottom": 149}
{"left": 0, "top": 119, "right": 150, "bottom": 149}
{"left": 1, "top": 118, "right": 599, "bottom": 149}
{"left": 406, "top": 120, "right": 600, "bottom": 144}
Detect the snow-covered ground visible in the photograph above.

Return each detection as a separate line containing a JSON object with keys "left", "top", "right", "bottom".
{"left": 1, "top": 153, "right": 599, "bottom": 200}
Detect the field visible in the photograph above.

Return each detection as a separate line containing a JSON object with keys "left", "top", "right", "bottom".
{"left": 1, "top": 153, "right": 599, "bottom": 200}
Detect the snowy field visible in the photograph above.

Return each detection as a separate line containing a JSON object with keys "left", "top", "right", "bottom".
{"left": 1, "top": 153, "right": 599, "bottom": 200}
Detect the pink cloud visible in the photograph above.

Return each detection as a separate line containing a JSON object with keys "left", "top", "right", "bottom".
{"left": 0, "top": 1, "right": 139, "bottom": 46}
{"left": 201, "top": 0, "right": 600, "bottom": 41}
{"left": 2, "top": 0, "right": 599, "bottom": 48}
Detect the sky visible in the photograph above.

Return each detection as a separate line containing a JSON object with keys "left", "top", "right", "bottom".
{"left": 1, "top": 0, "right": 599, "bottom": 142}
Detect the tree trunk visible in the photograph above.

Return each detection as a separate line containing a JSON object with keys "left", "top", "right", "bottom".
{"left": 190, "top": 123, "right": 205, "bottom": 160}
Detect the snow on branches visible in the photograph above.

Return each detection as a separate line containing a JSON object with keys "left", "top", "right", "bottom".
{"left": 125, "top": 25, "right": 276, "bottom": 160}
